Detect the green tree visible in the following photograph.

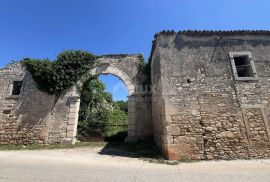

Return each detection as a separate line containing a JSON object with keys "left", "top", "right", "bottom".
{"left": 114, "top": 101, "right": 128, "bottom": 114}
{"left": 77, "top": 77, "right": 128, "bottom": 140}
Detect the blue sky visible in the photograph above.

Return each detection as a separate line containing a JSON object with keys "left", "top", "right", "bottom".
{"left": 99, "top": 75, "right": 128, "bottom": 101}
{"left": 1, "top": 0, "right": 270, "bottom": 101}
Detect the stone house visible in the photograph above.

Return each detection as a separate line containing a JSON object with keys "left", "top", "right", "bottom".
{"left": 151, "top": 30, "right": 270, "bottom": 160}
{"left": 1, "top": 30, "right": 270, "bottom": 160}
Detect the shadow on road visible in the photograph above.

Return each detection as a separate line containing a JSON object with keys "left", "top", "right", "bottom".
{"left": 98, "top": 139, "right": 162, "bottom": 159}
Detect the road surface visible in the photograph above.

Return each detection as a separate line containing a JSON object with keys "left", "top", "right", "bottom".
{"left": 0, "top": 147, "right": 269, "bottom": 182}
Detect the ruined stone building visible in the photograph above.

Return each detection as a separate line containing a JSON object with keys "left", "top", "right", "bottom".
{"left": 1, "top": 30, "right": 270, "bottom": 160}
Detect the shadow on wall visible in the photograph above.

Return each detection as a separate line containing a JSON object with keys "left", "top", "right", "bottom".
{"left": 13, "top": 73, "right": 57, "bottom": 144}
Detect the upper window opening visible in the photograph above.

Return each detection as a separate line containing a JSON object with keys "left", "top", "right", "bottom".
{"left": 265, "top": 62, "right": 270, "bottom": 72}
{"left": 234, "top": 56, "right": 254, "bottom": 77}
{"left": 12, "top": 81, "right": 23, "bottom": 95}
{"left": 229, "top": 52, "right": 258, "bottom": 81}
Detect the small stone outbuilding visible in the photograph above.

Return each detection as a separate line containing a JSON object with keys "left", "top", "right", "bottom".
{"left": 1, "top": 30, "right": 270, "bottom": 160}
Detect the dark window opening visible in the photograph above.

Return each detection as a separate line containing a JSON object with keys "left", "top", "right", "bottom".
{"left": 12, "top": 81, "right": 23, "bottom": 95}
{"left": 234, "top": 56, "right": 254, "bottom": 77}
{"left": 265, "top": 62, "right": 270, "bottom": 72}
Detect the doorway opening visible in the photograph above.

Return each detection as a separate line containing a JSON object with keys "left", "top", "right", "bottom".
{"left": 77, "top": 74, "right": 128, "bottom": 142}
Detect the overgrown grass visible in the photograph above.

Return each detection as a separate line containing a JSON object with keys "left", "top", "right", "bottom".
{"left": 0, "top": 142, "right": 107, "bottom": 151}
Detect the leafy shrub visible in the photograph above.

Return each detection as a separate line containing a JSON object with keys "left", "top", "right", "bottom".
{"left": 24, "top": 50, "right": 97, "bottom": 96}
{"left": 114, "top": 101, "right": 128, "bottom": 114}
{"left": 104, "top": 108, "right": 128, "bottom": 138}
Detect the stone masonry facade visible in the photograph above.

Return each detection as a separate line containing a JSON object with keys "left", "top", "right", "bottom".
{"left": 1, "top": 30, "right": 270, "bottom": 161}
{"left": 150, "top": 30, "right": 270, "bottom": 160}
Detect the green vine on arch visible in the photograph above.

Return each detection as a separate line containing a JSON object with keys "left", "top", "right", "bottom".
{"left": 23, "top": 50, "right": 98, "bottom": 96}
{"left": 137, "top": 54, "right": 151, "bottom": 86}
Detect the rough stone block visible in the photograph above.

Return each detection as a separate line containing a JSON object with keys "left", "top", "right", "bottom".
{"left": 67, "top": 124, "right": 75, "bottom": 131}
{"left": 67, "top": 131, "right": 75, "bottom": 138}
{"left": 165, "top": 125, "right": 180, "bottom": 135}
{"left": 69, "top": 113, "right": 77, "bottom": 119}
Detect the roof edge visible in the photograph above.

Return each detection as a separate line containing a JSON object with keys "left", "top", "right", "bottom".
{"left": 149, "top": 30, "right": 270, "bottom": 62}
{"left": 154, "top": 30, "right": 270, "bottom": 38}
{"left": 99, "top": 54, "right": 143, "bottom": 59}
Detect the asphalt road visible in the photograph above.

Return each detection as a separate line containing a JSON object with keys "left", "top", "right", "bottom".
{"left": 0, "top": 147, "right": 269, "bottom": 182}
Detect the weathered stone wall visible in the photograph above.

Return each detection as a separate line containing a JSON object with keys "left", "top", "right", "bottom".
{"left": 151, "top": 42, "right": 165, "bottom": 149}
{"left": 151, "top": 31, "right": 270, "bottom": 160}
{"left": 0, "top": 62, "right": 72, "bottom": 144}
{"left": 129, "top": 94, "right": 152, "bottom": 139}
{"left": 0, "top": 54, "right": 153, "bottom": 145}
{"left": 2, "top": 31, "right": 269, "bottom": 161}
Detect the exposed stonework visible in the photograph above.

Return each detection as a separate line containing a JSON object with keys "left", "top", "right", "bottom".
{"left": 0, "top": 54, "right": 152, "bottom": 145}
{"left": 151, "top": 30, "right": 270, "bottom": 160}
{"left": 1, "top": 30, "right": 270, "bottom": 161}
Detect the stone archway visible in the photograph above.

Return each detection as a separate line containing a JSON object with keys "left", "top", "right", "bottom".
{"left": 89, "top": 64, "right": 135, "bottom": 95}
{"left": 88, "top": 64, "right": 137, "bottom": 142}
{"left": 64, "top": 54, "right": 149, "bottom": 143}
{"left": 0, "top": 54, "right": 152, "bottom": 145}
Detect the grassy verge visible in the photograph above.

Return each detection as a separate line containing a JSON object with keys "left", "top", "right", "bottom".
{"left": 0, "top": 142, "right": 107, "bottom": 151}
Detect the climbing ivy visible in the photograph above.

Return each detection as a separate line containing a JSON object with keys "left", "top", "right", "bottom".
{"left": 23, "top": 50, "right": 98, "bottom": 96}
{"left": 137, "top": 55, "right": 151, "bottom": 86}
